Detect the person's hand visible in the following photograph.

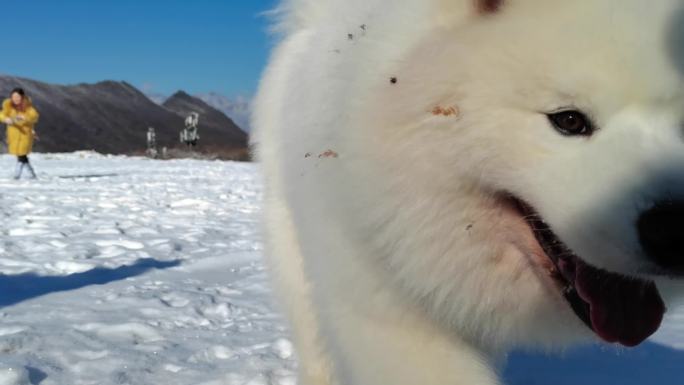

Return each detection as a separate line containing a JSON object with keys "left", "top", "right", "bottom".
{"left": 15, "top": 115, "right": 25, "bottom": 122}
{"left": 32, "top": 130, "right": 39, "bottom": 141}
{"left": 2, "top": 118, "right": 12, "bottom": 125}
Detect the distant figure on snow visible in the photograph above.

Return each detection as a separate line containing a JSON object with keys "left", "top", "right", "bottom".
{"left": 181, "top": 112, "right": 200, "bottom": 147}
{"left": 146, "top": 127, "right": 157, "bottom": 158}
{"left": 0, "top": 88, "right": 39, "bottom": 179}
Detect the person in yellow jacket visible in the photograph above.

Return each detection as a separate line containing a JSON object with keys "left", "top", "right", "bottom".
{"left": 1, "top": 88, "right": 39, "bottom": 179}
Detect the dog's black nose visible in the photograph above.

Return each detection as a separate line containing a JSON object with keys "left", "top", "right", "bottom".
{"left": 638, "top": 201, "right": 684, "bottom": 271}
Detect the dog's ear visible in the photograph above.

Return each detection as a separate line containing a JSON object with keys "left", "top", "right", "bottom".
{"left": 476, "top": 0, "right": 504, "bottom": 15}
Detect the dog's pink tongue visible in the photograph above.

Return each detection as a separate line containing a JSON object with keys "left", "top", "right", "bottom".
{"left": 571, "top": 258, "right": 665, "bottom": 347}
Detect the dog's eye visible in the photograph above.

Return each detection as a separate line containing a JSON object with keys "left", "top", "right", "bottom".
{"left": 547, "top": 110, "right": 594, "bottom": 137}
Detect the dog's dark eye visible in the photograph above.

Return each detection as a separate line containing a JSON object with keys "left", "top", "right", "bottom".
{"left": 547, "top": 110, "right": 594, "bottom": 136}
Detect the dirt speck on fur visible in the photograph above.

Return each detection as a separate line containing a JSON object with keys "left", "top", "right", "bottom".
{"left": 432, "top": 106, "right": 459, "bottom": 117}
{"left": 318, "top": 150, "right": 339, "bottom": 159}
{"left": 477, "top": 0, "right": 504, "bottom": 14}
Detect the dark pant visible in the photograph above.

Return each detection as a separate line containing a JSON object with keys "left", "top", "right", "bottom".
{"left": 17, "top": 155, "right": 29, "bottom": 164}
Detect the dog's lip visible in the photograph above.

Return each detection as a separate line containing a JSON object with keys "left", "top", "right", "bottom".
{"left": 504, "top": 194, "right": 666, "bottom": 347}
{"left": 508, "top": 198, "right": 593, "bottom": 329}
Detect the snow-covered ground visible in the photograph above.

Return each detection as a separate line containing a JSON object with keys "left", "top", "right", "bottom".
{"left": 0, "top": 152, "right": 682, "bottom": 385}
{"left": 0, "top": 153, "right": 294, "bottom": 385}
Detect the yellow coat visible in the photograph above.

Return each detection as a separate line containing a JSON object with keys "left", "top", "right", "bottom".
{"left": 0, "top": 98, "right": 39, "bottom": 156}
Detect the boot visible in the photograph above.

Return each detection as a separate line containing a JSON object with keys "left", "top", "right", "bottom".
{"left": 25, "top": 163, "right": 36, "bottom": 179}
{"left": 13, "top": 162, "right": 24, "bottom": 180}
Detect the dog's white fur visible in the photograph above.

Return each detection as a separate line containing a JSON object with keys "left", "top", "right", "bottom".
{"left": 253, "top": 1, "right": 684, "bottom": 384}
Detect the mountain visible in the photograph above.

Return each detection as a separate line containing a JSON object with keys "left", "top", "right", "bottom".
{"left": 145, "top": 92, "right": 168, "bottom": 105}
{"left": 148, "top": 91, "right": 252, "bottom": 132}
{"left": 195, "top": 93, "right": 251, "bottom": 132}
{"left": 0, "top": 75, "right": 249, "bottom": 157}
{"left": 162, "top": 91, "right": 247, "bottom": 146}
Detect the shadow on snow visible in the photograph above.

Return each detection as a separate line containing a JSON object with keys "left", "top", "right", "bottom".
{"left": 56, "top": 173, "right": 121, "bottom": 179}
{"left": 0, "top": 258, "right": 181, "bottom": 308}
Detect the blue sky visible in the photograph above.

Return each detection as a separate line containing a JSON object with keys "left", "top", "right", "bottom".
{"left": 2, "top": 0, "right": 278, "bottom": 98}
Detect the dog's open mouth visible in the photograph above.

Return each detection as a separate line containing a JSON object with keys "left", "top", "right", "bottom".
{"left": 509, "top": 197, "right": 666, "bottom": 347}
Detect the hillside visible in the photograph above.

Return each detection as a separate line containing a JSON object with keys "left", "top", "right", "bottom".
{"left": 163, "top": 91, "right": 247, "bottom": 146}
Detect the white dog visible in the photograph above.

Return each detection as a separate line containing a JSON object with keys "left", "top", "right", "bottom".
{"left": 253, "top": 1, "right": 684, "bottom": 384}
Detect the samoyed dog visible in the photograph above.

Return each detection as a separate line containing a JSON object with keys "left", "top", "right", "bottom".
{"left": 253, "top": 0, "right": 684, "bottom": 384}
